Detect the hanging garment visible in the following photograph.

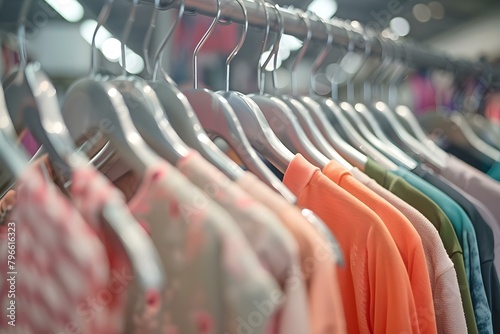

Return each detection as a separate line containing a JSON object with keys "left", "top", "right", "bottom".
{"left": 350, "top": 167, "right": 467, "bottom": 334}
{"left": 412, "top": 164, "right": 500, "bottom": 333}
{"left": 364, "top": 159, "right": 478, "bottom": 334}
{"left": 486, "top": 161, "right": 500, "bottom": 181}
{"left": 176, "top": 150, "right": 310, "bottom": 334}
{"left": 69, "top": 165, "right": 158, "bottom": 334}
{"left": 0, "top": 164, "right": 112, "bottom": 333}
{"left": 283, "top": 154, "right": 419, "bottom": 334}
{"left": 237, "top": 172, "right": 347, "bottom": 334}
{"left": 323, "top": 160, "right": 437, "bottom": 334}
{"left": 119, "top": 160, "right": 280, "bottom": 334}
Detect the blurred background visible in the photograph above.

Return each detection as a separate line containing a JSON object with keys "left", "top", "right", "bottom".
{"left": 1, "top": 0, "right": 500, "bottom": 117}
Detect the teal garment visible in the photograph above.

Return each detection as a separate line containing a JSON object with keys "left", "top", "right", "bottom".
{"left": 487, "top": 161, "right": 500, "bottom": 181}
{"left": 392, "top": 167, "right": 494, "bottom": 334}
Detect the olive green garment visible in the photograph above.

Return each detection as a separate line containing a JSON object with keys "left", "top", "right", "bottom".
{"left": 365, "top": 159, "right": 478, "bottom": 334}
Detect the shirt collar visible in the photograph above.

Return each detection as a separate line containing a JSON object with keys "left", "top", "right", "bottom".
{"left": 283, "top": 154, "right": 320, "bottom": 196}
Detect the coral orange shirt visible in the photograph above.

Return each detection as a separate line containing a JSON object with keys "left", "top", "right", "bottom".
{"left": 283, "top": 154, "right": 419, "bottom": 334}
{"left": 324, "top": 160, "right": 437, "bottom": 334}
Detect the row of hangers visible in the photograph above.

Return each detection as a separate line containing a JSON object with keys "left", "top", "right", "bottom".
{"left": 2, "top": 0, "right": 500, "bottom": 305}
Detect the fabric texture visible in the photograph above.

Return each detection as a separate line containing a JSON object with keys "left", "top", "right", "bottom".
{"left": 0, "top": 164, "right": 111, "bottom": 333}
{"left": 413, "top": 164, "right": 500, "bottom": 333}
{"left": 238, "top": 172, "right": 347, "bottom": 334}
{"left": 283, "top": 154, "right": 419, "bottom": 334}
{"left": 323, "top": 160, "right": 437, "bottom": 334}
{"left": 351, "top": 167, "right": 467, "bottom": 334}
{"left": 365, "top": 158, "right": 478, "bottom": 334}
{"left": 487, "top": 161, "right": 500, "bottom": 181}
{"left": 392, "top": 166, "right": 493, "bottom": 334}
{"left": 177, "top": 150, "right": 309, "bottom": 334}
{"left": 122, "top": 161, "right": 280, "bottom": 334}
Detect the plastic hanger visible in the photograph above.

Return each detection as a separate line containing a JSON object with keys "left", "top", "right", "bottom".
{"left": 62, "top": 0, "right": 166, "bottom": 292}
{"left": 0, "top": 84, "right": 29, "bottom": 180}
{"left": 249, "top": 5, "right": 329, "bottom": 168}
{"left": 298, "top": 17, "right": 367, "bottom": 170}
{"left": 317, "top": 26, "right": 397, "bottom": 170}
{"left": 338, "top": 33, "right": 418, "bottom": 169}
{"left": 142, "top": 0, "right": 243, "bottom": 181}
{"left": 366, "top": 39, "right": 446, "bottom": 170}
{"left": 280, "top": 11, "right": 351, "bottom": 170}
{"left": 218, "top": 0, "right": 294, "bottom": 175}
{"left": 110, "top": 0, "right": 190, "bottom": 165}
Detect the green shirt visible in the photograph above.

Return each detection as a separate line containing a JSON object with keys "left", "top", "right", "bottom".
{"left": 365, "top": 159, "right": 478, "bottom": 334}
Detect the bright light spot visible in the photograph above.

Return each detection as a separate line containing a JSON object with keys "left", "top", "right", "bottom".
{"left": 280, "top": 34, "right": 303, "bottom": 52}
{"left": 307, "top": 0, "right": 338, "bottom": 19}
{"left": 351, "top": 20, "right": 361, "bottom": 30}
{"left": 340, "top": 53, "right": 363, "bottom": 74}
{"left": 375, "top": 101, "right": 386, "bottom": 111}
{"left": 79, "top": 20, "right": 112, "bottom": 48}
{"left": 412, "top": 4, "right": 432, "bottom": 23}
{"left": 108, "top": 87, "right": 118, "bottom": 97}
{"left": 355, "top": 103, "right": 363, "bottom": 112}
{"left": 101, "top": 38, "right": 121, "bottom": 62}
{"left": 44, "top": 0, "right": 84, "bottom": 22}
{"left": 260, "top": 51, "right": 282, "bottom": 71}
{"left": 381, "top": 28, "right": 399, "bottom": 40}
{"left": 121, "top": 49, "right": 145, "bottom": 74}
{"left": 390, "top": 17, "right": 410, "bottom": 37}
{"left": 428, "top": 1, "right": 445, "bottom": 20}
{"left": 278, "top": 47, "right": 290, "bottom": 62}
{"left": 326, "top": 63, "right": 347, "bottom": 84}
{"left": 340, "top": 102, "right": 350, "bottom": 110}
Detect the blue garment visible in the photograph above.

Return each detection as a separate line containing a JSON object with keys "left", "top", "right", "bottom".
{"left": 392, "top": 167, "right": 493, "bottom": 334}
{"left": 487, "top": 161, "right": 500, "bottom": 182}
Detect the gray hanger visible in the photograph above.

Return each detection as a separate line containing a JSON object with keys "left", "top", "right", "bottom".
{"left": 318, "top": 26, "right": 397, "bottom": 170}
{"left": 3, "top": 0, "right": 88, "bottom": 183}
{"left": 339, "top": 33, "right": 418, "bottom": 170}
{"left": 111, "top": 0, "right": 189, "bottom": 165}
{"left": 367, "top": 39, "right": 446, "bottom": 170}
{"left": 143, "top": 0, "right": 243, "bottom": 181}
{"left": 279, "top": 11, "right": 351, "bottom": 170}
{"left": 299, "top": 17, "right": 367, "bottom": 170}
{"left": 214, "top": 0, "right": 297, "bottom": 203}
{"left": 0, "top": 84, "right": 29, "bottom": 179}
{"left": 249, "top": 5, "right": 329, "bottom": 168}
{"left": 62, "top": 0, "right": 165, "bottom": 293}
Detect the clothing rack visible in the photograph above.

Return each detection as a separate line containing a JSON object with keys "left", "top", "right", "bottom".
{"left": 138, "top": 0, "right": 500, "bottom": 85}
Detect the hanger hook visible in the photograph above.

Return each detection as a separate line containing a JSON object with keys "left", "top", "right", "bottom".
{"left": 260, "top": 4, "right": 284, "bottom": 95}
{"left": 90, "top": 0, "right": 114, "bottom": 78}
{"left": 256, "top": 0, "right": 270, "bottom": 95}
{"left": 225, "top": 0, "right": 248, "bottom": 92}
{"left": 193, "top": 0, "right": 222, "bottom": 89}
{"left": 148, "top": 0, "right": 185, "bottom": 81}
{"left": 309, "top": 15, "right": 333, "bottom": 96}
{"left": 290, "top": 10, "right": 312, "bottom": 95}
{"left": 17, "top": 0, "right": 32, "bottom": 72}
{"left": 119, "top": 0, "right": 140, "bottom": 77}
{"left": 142, "top": 3, "right": 159, "bottom": 76}
{"left": 330, "top": 21, "right": 354, "bottom": 100}
{"left": 345, "top": 25, "right": 370, "bottom": 103}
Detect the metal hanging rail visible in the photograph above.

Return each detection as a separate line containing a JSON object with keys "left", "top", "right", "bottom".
{"left": 139, "top": 0, "right": 500, "bottom": 84}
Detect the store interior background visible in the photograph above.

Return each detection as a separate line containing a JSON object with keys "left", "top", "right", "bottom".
{"left": 1, "top": 0, "right": 500, "bottom": 115}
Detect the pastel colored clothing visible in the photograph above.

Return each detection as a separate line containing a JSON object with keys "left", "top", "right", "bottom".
{"left": 237, "top": 172, "right": 347, "bottom": 334}
{"left": 486, "top": 161, "right": 500, "bottom": 181}
{"left": 323, "top": 160, "right": 437, "bottom": 334}
{"left": 0, "top": 164, "right": 111, "bottom": 333}
{"left": 126, "top": 161, "right": 279, "bottom": 334}
{"left": 392, "top": 167, "right": 493, "bottom": 334}
{"left": 177, "top": 150, "right": 309, "bottom": 334}
{"left": 365, "top": 159, "right": 478, "bottom": 334}
{"left": 283, "top": 154, "right": 419, "bottom": 334}
{"left": 351, "top": 168, "right": 468, "bottom": 334}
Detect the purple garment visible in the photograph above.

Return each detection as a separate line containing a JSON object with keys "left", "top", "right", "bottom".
{"left": 21, "top": 131, "right": 40, "bottom": 156}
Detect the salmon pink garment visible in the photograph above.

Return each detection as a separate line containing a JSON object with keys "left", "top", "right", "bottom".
{"left": 176, "top": 150, "right": 309, "bottom": 334}
{"left": 323, "top": 160, "right": 437, "bottom": 334}
{"left": 283, "top": 154, "right": 419, "bottom": 334}
{"left": 350, "top": 167, "right": 468, "bottom": 334}
{"left": 0, "top": 164, "right": 111, "bottom": 333}
{"left": 124, "top": 160, "right": 280, "bottom": 334}
{"left": 237, "top": 172, "right": 347, "bottom": 334}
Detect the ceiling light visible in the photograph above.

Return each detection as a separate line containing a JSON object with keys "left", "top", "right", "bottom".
{"left": 307, "top": 0, "right": 338, "bottom": 20}
{"left": 428, "top": 1, "right": 445, "bottom": 20}
{"left": 390, "top": 17, "right": 410, "bottom": 37}
{"left": 101, "top": 38, "right": 121, "bottom": 62}
{"left": 44, "top": 0, "right": 84, "bottom": 22}
{"left": 412, "top": 4, "right": 432, "bottom": 23}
